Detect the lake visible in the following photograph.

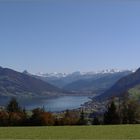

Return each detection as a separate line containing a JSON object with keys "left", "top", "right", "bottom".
{"left": 21, "top": 95, "right": 92, "bottom": 112}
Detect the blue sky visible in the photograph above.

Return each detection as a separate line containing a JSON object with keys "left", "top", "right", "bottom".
{"left": 0, "top": 0, "right": 140, "bottom": 73}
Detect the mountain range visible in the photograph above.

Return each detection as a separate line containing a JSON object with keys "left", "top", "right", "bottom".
{"left": 34, "top": 70, "right": 133, "bottom": 95}
{"left": 0, "top": 67, "right": 65, "bottom": 98}
{"left": 63, "top": 71, "right": 132, "bottom": 94}
{"left": 0, "top": 66, "right": 139, "bottom": 102}
{"left": 96, "top": 68, "right": 140, "bottom": 100}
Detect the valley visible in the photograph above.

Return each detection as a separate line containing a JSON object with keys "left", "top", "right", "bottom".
{"left": 0, "top": 66, "right": 140, "bottom": 113}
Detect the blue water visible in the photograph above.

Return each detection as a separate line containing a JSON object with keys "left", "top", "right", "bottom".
{"left": 23, "top": 96, "right": 91, "bottom": 112}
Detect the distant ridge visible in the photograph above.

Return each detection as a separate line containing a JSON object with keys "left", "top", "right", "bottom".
{"left": 34, "top": 70, "right": 132, "bottom": 94}
{"left": 63, "top": 71, "right": 132, "bottom": 93}
{"left": 96, "top": 67, "right": 140, "bottom": 100}
{"left": 0, "top": 67, "right": 65, "bottom": 98}
{"left": 36, "top": 69, "right": 135, "bottom": 78}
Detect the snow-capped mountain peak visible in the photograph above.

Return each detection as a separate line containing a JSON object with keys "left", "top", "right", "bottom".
{"left": 35, "top": 69, "right": 136, "bottom": 78}
{"left": 36, "top": 72, "right": 68, "bottom": 78}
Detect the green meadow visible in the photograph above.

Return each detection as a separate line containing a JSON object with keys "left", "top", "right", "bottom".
{"left": 0, "top": 125, "right": 140, "bottom": 139}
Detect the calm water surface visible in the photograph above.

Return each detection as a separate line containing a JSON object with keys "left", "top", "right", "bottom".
{"left": 23, "top": 96, "right": 91, "bottom": 112}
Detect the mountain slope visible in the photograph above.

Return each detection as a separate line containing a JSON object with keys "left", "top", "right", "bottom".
{"left": 63, "top": 71, "right": 132, "bottom": 94}
{"left": 35, "top": 71, "right": 96, "bottom": 88}
{"left": 35, "top": 70, "right": 132, "bottom": 91}
{"left": 128, "top": 84, "right": 140, "bottom": 100}
{"left": 0, "top": 67, "right": 64, "bottom": 98}
{"left": 96, "top": 68, "right": 140, "bottom": 100}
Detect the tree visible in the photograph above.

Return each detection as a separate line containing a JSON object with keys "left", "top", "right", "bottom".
{"left": 120, "top": 99, "right": 128, "bottom": 124}
{"left": 6, "top": 98, "right": 21, "bottom": 113}
{"left": 78, "top": 110, "right": 87, "bottom": 125}
{"left": 6, "top": 98, "right": 27, "bottom": 126}
{"left": 62, "top": 110, "right": 79, "bottom": 125}
{"left": 104, "top": 101, "right": 120, "bottom": 124}
{"left": 0, "top": 111, "right": 9, "bottom": 126}
{"left": 30, "top": 108, "right": 44, "bottom": 126}
{"left": 92, "top": 116, "right": 100, "bottom": 125}
{"left": 21, "top": 107, "right": 28, "bottom": 126}
{"left": 120, "top": 99, "right": 140, "bottom": 124}
{"left": 8, "top": 112, "right": 25, "bottom": 126}
{"left": 40, "top": 112, "right": 55, "bottom": 126}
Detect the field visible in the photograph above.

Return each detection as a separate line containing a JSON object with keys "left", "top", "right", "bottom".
{"left": 0, "top": 125, "right": 140, "bottom": 139}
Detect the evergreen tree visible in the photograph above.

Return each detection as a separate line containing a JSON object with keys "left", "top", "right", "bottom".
{"left": 30, "top": 108, "right": 44, "bottom": 126}
{"left": 104, "top": 101, "right": 120, "bottom": 124}
{"left": 92, "top": 116, "right": 100, "bottom": 125}
{"left": 78, "top": 110, "right": 87, "bottom": 125}
{"left": 6, "top": 98, "right": 21, "bottom": 112}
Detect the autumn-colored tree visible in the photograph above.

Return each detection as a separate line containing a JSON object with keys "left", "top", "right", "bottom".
{"left": 4, "top": 98, "right": 27, "bottom": 126}
{"left": 0, "top": 111, "right": 9, "bottom": 126}
{"left": 40, "top": 112, "right": 55, "bottom": 126}
{"left": 8, "top": 112, "right": 25, "bottom": 126}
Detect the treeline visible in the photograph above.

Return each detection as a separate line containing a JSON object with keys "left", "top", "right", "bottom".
{"left": 0, "top": 98, "right": 87, "bottom": 126}
{"left": 103, "top": 98, "right": 140, "bottom": 124}
{"left": 93, "top": 98, "right": 140, "bottom": 125}
{"left": 0, "top": 97, "right": 140, "bottom": 126}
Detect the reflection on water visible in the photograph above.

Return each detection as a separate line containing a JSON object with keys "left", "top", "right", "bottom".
{"left": 0, "top": 96, "right": 91, "bottom": 112}
{"left": 24, "top": 96, "right": 91, "bottom": 112}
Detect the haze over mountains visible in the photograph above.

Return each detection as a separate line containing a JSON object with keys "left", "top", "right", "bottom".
{"left": 0, "top": 66, "right": 140, "bottom": 103}
{"left": 34, "top": 69, "right": 133, "bottom": 95}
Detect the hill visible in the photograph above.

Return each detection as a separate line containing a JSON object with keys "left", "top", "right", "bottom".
{"left": 0, "top": 67, "right": 64, "bottom": 98}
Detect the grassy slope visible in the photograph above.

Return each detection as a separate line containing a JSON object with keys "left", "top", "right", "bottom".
{"left": 129, "top": 84, "right": 140, "bottom": 100}
{"left": 0, "top": 125, "right": 140, "bottom": 139}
